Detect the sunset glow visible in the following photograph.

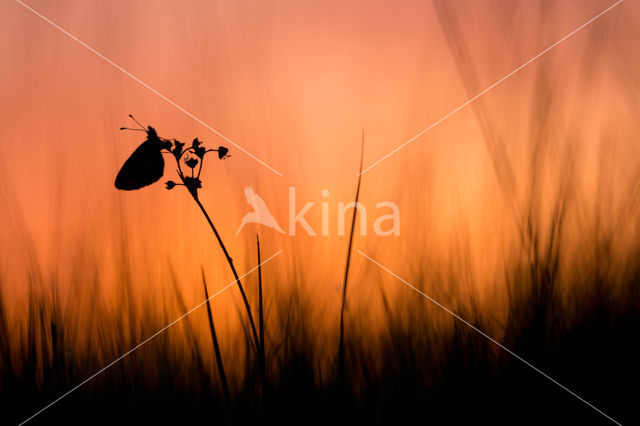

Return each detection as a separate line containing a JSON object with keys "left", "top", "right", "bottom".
{"left": 1, "top": 1, "right": 639, "bottom": 424}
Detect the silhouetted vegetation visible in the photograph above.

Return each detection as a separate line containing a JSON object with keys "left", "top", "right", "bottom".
{"left": 0, "top": 240, "right": 638, "bottom": 425}
{"left": 2, "top": 3, "right": 638, "bottom": 423}
{"left": 2, "top": 117, "right": 639, "bottom": 424}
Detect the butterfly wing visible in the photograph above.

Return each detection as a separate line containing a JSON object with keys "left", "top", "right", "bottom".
{"left": 115, "top": 140, "right": 165, "bottom": 190}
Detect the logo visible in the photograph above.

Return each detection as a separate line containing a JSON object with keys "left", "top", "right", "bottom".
{"left": 236, "top": 187, "right": 285, "bottom": 235}
{"left": 236, "top": 187, "right": 400, "bottom": 236}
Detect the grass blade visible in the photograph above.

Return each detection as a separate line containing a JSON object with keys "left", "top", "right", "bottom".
{"left": 201, "top": 267, "right": 232, "bottom": 417}
{"left": 338, "top": 129, "right": 365, "bottom": 380}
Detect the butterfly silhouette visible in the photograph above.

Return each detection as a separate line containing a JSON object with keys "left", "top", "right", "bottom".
{"left": 115, "top": 117, "right": 169, "bottom": 190}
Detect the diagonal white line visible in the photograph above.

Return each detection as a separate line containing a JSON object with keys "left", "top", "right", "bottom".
{"left": 359, "top": 0, "right": 624, "bottom": 176}
{"left": 18, "top": 250, "right": 283, "bottom": 426}
{"left": 357, "top": 249, "right": 623, "bottom": 426}
{"left": 14, "top": 0, "right": 283, "bottom": 177}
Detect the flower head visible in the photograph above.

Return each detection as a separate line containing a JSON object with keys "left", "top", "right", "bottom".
{"left": 216, "top": 146, "right": 230, "bottom": 159}
{"left": 183, "top": 176, "right": 202, "bottom": 192}
{"left": 117, "top": 118, "right": 233, "bottom": 196}
{"left": 194, "top": 146, "right": 206, "bottom": 159}
{"left": 185, "top": 157, "right": 199, "bottom": 169}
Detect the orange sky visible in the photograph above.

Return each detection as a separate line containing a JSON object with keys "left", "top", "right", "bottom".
{"left": 1, "top": 0, "right": 639, "bottom": 332}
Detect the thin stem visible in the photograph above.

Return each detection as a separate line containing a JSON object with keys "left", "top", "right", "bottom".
{"left": 197, "top": 158, "right": 204, "bottom": 179}
{"left": 202, "top": 268, "right": 232, "bottom": 416}
{"left": 178, "top": 146, "right": 194, "bottom": 159}
{"left": 186, "top": 188, "right": 261, "bottom": 354}
{"left": 175, "top": 156, "right": 186, "bottom": 182}
{"left": 338, "top": 129, "right": 364, "bottom": 382}
{"left": 174, "top": 146, "right": 194, "bottom": 178}
{"left": 257, "top": 234, "right": 266, "bottom": 386}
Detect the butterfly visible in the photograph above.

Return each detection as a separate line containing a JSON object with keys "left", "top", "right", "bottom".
{"left": 115, "top": 116, "right": 170, "bottom": 190}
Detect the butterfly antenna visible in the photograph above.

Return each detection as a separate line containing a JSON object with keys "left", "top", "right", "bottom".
{"left": 120, "top": 127, "right": 146, "bottom": 132}
{"left": 128, "top": 114, "right": 147, "bottom": 131}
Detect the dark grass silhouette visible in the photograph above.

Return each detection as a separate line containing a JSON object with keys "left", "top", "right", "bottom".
{"left": 2, "top": 127, "right": 639, "bottom": 425}
{"left": 337, "top": 129, "right": 364, "bottom": 383}
{"left": 256, "top": 234, "right": 267, "bottom": 401}
{"left": 4, "top": 36, "right": 640, "bottom": 423}
{"left": 202, "top": 267, "right": 231, "bottom": 419}
{"left": 1, "top": 261, "right": 638, "bottom": 425}
{"left": 3, "top": 2, "right": 638, "bottom": 423}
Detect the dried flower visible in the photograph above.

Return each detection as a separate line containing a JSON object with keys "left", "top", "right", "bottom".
{"left": 194, "top": 146, "right": 206, "bottom": 159}
{"left": 183, "top": 176, "right": 202, "bottom": 190}
{"left": 114, "top": 116, "right": 257, "bottom": 367}
{"left": 185, "top": 157, "right": 199, "bottom": 169}
{"left": 116, "top": 117, "right": 232, "bottom": 194}
{"left": 216, "top": 146, "right": 230, "bottom": 159}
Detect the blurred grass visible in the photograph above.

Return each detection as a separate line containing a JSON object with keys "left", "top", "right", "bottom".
{"left": 1, "top": 127, "right": 639, "bottom": 424}
{"left": 0, "top": 234, "right": 638, "bottom": 425}
{"left": 1, "top": 2, "right": 639, "bottom": 424}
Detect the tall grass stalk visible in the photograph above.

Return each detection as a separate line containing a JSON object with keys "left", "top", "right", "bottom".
{"left": 338, "top": 129, "right": 364, "bottom": 380}
{"left": 201, "top": 268, "right": 232, "bottom": 414}
{"left": 257, "top": 235, "right": 266, "bottom": 387}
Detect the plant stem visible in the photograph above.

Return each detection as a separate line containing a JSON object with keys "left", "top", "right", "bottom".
{"left": 338, "top": 129, "right": 364, "bottom": 382}
{"left": 187, "top": 190, "right": 261, "bottom": 354}
{"left": 257, "top": 235, "right": 266, "bottom": 387}
{"left": 202, "top": 268, "right": 232, "bottom": 416}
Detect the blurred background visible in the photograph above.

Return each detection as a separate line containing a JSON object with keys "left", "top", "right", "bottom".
{"left": 1, "top": 0, "right": 639, "bottom": 424}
